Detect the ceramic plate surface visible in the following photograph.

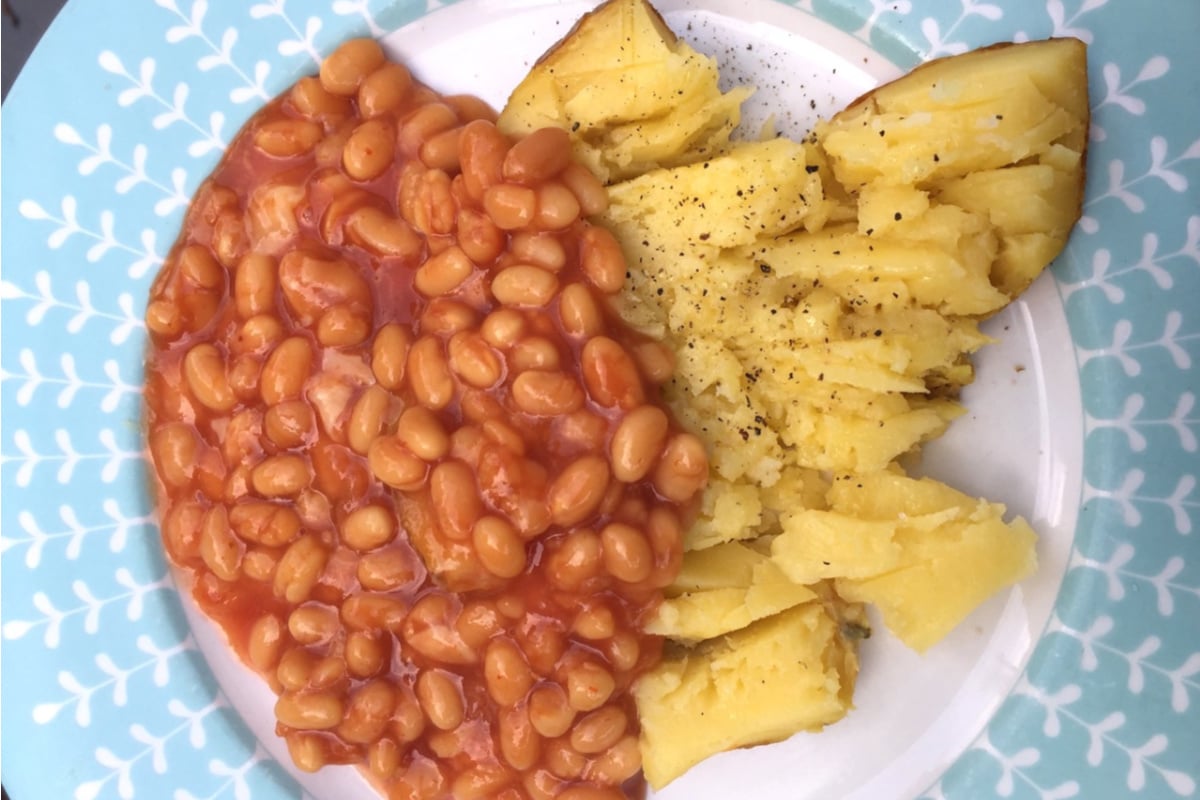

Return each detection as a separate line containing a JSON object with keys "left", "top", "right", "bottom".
{"left": 2, "top": 1, "right": 1197, "bottom": 799}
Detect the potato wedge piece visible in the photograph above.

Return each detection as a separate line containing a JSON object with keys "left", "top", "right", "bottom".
{"left": 635, "top": 602, "right": 859, "bottom": 789}
{"left": 497, "top": 0, "right": 751, "bottom": 182}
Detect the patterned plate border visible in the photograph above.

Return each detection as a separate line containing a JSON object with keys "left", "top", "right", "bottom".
{"left": 1, "top": 1, "right": 1197, "bottom": 799}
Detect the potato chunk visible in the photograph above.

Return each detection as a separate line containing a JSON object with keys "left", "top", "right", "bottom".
{"left": 635, "top": 602, "right": 859, "bottom": 788}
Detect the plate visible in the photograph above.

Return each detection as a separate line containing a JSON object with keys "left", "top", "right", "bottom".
{"left": 1, "top": 1, "right": 1197, "bottom": 798}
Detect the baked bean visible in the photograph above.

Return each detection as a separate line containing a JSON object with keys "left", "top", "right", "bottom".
{"left": 544, "top": 738, "right": 586, "bottom": 780}
{"left": 226, "top": 354, "right": 261, "bottom": 401}
{"left": 471, "top": 517, "right": 526, "bottom": 579}
{"left": 408, "top": 336, "right": 454, "bottom": 410}
{"left": 234, "top": 314, "right": 283, "bottom": 355}
{"left": 546, "top": 529, "right": 602, "bottom": 590}
{"left": 560, "top": 162, "right": 609, "bottom": 216}
{"left": 484, "top": 637, "right": 534, "bottom": 706}
{"left": 343, "top": 118, "right": 396, "bottom": 181}
{"left": 254, "top": 118, "right": 323, "bottom": 158}
{"left": 587, "top": 734, "right": 642, "bottom": 785}
{"left": 420, "top": 126, "right": 464, "bottom": 172}
{"left": 288, "top": 603, "right": 341, "bottom": 645}
{"left": 503, "top": 127, "right": 572, "bottom": 184}
{"left": 183, "top": 344, "right": 236, "bottom": 413}
{"left": 416, "top": 669, "right": 465, "bottom": 731}
{"left": 632, "top": 339, "right": 676, "bottom": 384}
{"left": 581, "top": 336, "right": 645, "bottom": 409}
{"left": 606, "top": 631, "right": 640, "bottom": 673}
{"left": 346, "top": 206, "right": 424, "bottom": 259}
{"left": 391, "top": 407, "right": 446, "bottom": 461}
{"left": 419, "top": 298, "right": 479, "bottom": 337}
{"left": 481, "top": 418, "right": 526, "bottom": 456}
{"left": 398, "top": 103, "right": 460, "bottom": 156}
{"left": 162, "top": 501, "right": 204, "bottom": 562}
{"left": 393, "top": 688, "right": 428, "bottom": 744}
{"left": 295, "top": 488, "right": 332, "bottom": 532}
{"left": 234, "top": 253, "right": 276, "bottom": 318}
{"left": 414, "top": 244, "right": 473, "bottom": 297}
{"left": 261, "top": 336, "right": 313, "bottom": 404}
{"left": 448, "top": 331, "right": 502, "bottom": 388}
{"left": 569, "top": 706, "right": 627, "bottom": 754}
{"left": 430, "top": 460, "right": 481, "bottom": 540}
{"left": 371, "top": 323, "right": 411, "bottom": 390}
{"left": 276, "top": 690, "right": 344, "bottom": 731}
{"left": 290, "top": 76, "right": 353, "bottom": 121}
{"left": 547, "top": 455, "right": 610, "bottom": 527}
{"left": 199, "top": 505, "right": 243, "bottom": 581}
{"left": 347, "top": 385, "right": 391, "bottom": 455}
{"left": 144, "top": 299, "right": 183, "bottom": 339}
{"left": 229, "top": 501, "right": 301, "bottom": 548}
{"left": 177, "top": 244, "right": 223, "bottom": 289}
{"left": 457, "top": 207, "right": 506, "bottom": 264}
{"left": 481, "top": 308, "right": 527, "bottom": 349}
{"left": 653, "top": 432, "right": 709, "bottom": 502}
{"left": 571, "top": 605, "right": 615, "bottom": 640}
{"left": 278, "top": 251, "right": 371, "bottom": 326}
{"left": 558, "top": 283, "right": 603, "bottom": 338}
{"left": 320, "top": 38, "right": 386, "bottom": 96}
{"left": 609, "top": 405, "right": 669, "bottom": 483}
{"left": 242, "top": 549, "right": 278, "bottom": 582}
{"left": 483, "top": 183, "right": 537, "bottom": 230}
{"left": 444, "top": 94, "right": 497, "bottom": 124}
{"left": 314, "top": 120, "right": 356, "bottom": 169}
{"left": 340, "top": 503, "right": 396, "bottom": 551}
{"left": 452, "top": 765, "right": 512, "bottom": 800}
{"left": 511, "top": 370, "right": 584, "bottom": 415}
{"left": 263, "top": 400, "right": 315, "bottom": 449}
{"left": 357, "top": 62, "right": 413, "bottom": 118}
{"left": 499, "top": 705, "right": 540, "bottom": 771}
{"left": 339, "top": 680, "right": 397, "bottom": 744}
{"left": 247, "top": 613, "right": 284, "bottom": 673}
{"left": 459, "top": 120, "right": 509, "bottom": 201}
{"left": 454, "top": 600, "right": 503, "bottom": 652}
{"left": 274, "top": 534, "right": 329, "bottom": 603}
{"left": 528, "top": 683, "right": 575, "bottom": 739}
{"left": 251, "top": 454, "right": 311, "bottom": 497}
{"left": 534, "top": 182, "right": 581, "bottom": 230}
{"left": 520, "top": 623, "right": 566, "bottom": 676}
{"left": 564, "top": 661, "right": 616, "bottom": 712}
{"left": 358, "top": 546, "right": 421, "bottom": 591}
{"left": 402, "top": 165, "right": 458, "bottom": 236}
{"left": 492, "top": 264, "right": 558, "bottom": 307}
{"left": 368, "top": 436, "right": 428, "bottom": 490}
{"left": 305, "top": 656, "right": 346, "bottom": 689}
{"left": 579, "top": 224, "right": 626, "bottom": 293}
{"left": 277, "top": 646, "right": 317, "bottom": 691}
{"left": 346, "top": 630, "right": 387, "bottom": 678}
{"left": 511, "top": 232, "right": 567, "bottom": 272}
{"left": 342, "top": 593, "right": 408, "bottom": 632}
{"left": 286, "top": 733, "right": 327, "bottom": 773}
{"left": 150, "top": 423, "right": 197, "bottom": 489}
{"left": 403, "top": 593, "right": 476, "bottom": 664}
{"left": 601, "top": 523, "right": 652, "bottom": 583}
{"left": 368, "top": 737, "right": 401, "bottom": 780}
{"left": 315, "top": 303, "right": 371, "bottom": 347}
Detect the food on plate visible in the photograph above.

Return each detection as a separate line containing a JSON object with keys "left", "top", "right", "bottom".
{"left": 142, "top": 0, "right": 1090, "bottom": 792}
{"left": 500, "top": 0, "right": 1086, "bottom": 787}
{"left": 143, "top": 36, "right": 710, "bottom": 800}
{"left": 498, "top": 0, "right": 752, "bottom": 183}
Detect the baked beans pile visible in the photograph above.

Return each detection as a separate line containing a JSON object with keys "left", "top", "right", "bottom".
{"left": 143, "top": 38, "right": 708, "bottom": 800}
